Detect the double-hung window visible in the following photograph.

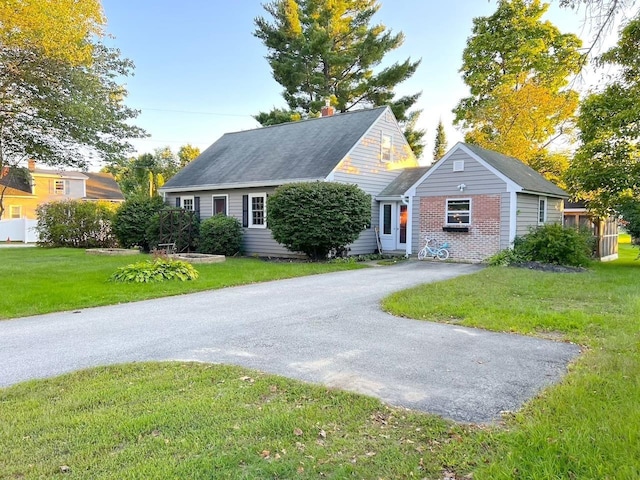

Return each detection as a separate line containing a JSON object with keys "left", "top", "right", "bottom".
{"left": 538, "top": 197, "right": 547, "bottom": 224}
{"left": 181, "top": 196, "right": 195, "bottom": 211}
{"left": 212, "top": 195, "right": 228, "bottom": 216}
{"left": 249, "top": 193, "right": 266, "bottom": 228}
{"left": 53, "top": 179, "right": 69, "bottom": 195}
{"left": 381, "top": 134, "right": 392, "bottom": 162}
{"left": 446, "top": 199, "right": 471, "bottom": 225}
{"left": 9, "top": 205, "right": 22, "bottom": 219}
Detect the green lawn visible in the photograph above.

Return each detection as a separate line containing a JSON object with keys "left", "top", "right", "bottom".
{"left": 1, "top": 245, "right": 638, "bottom": 478}
{"left": 0, "top": 248, "right": 363, "bottom": 319}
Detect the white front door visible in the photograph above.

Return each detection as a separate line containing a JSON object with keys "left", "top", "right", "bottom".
{"left": 379, "top": 202, "right": 407, "bottom": 252}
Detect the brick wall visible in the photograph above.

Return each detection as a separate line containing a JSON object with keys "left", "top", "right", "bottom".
{"left": 419, "top": 195, "right": 501, "bottom": 262}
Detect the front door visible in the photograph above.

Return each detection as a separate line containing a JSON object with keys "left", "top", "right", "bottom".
{"left": 379, "top": 202, "right": 407, "bottom": 252}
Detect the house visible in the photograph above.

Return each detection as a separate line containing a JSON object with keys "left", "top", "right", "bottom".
{"left": 0, "top": 161, "right": 124, "bottom": 220}
{"left": 160, "top": 106, "right": 418, "bottom": 257}
{"left": 564, "top": 201, "right": 618, "bottom": 261}
{"left": 388, "top": 142, "right": 568, "bottom": 262}
{"left": 160, "top": 108, "right": 569, "bottom": 262}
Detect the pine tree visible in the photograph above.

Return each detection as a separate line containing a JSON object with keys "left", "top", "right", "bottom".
{"left": 254, "top": 0, "right": 424, "bottom": 156}
{"left": 433, "top": 120, "right": 447, "bottom": 161}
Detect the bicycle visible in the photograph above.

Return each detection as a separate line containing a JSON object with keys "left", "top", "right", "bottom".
{"left": 417, "top": 237, "right": 450, "bottom": 260}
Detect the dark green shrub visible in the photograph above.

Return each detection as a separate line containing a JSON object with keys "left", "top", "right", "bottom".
{"left": 267, "top": 182, "right": 371, "bottom": 260}
{"left": 112, "top": 195, "right": 165, "bottom": 251}
{"left": 619, "top": 198, "right": 640, "bottom": 246}
{"left": 198, "top": 214, "right": 242, "bottom": 256}
{"left": 146, "top": 208, "right": 200, "bottom": 252}
{"left": 36, "top": 200, "right": 117, "bottom": 248}
{"left": 110, "top": 258, "right": 199, "bottom": 283}
{"left": 514, "top": 223, "right": 592, "bottom": 266}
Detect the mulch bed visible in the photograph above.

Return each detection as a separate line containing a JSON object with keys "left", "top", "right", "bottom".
{"left": 512, "top": 261, "right": 588, "bottom": 273}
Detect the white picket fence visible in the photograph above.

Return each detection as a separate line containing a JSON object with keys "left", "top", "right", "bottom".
{"left": 0, "top": 218, "right": 39, "bottom": 243}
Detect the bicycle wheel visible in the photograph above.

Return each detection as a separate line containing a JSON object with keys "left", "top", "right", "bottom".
{"left": 436, "top": 249, "right": 449, "bottom": 260}
{"left": 418, "top": 248, "right": 427, "bottom": 260}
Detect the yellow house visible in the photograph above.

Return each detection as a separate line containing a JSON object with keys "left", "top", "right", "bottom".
{"left": 0, "top": 160, "right": 124, "bottom": 221}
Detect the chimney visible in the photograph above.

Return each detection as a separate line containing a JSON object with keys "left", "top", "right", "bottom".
{"left": 28, "top": 159, "right": 36, "bottom": 171}
{"left": 321, "top": 98, "right": 335, "bottom": 117}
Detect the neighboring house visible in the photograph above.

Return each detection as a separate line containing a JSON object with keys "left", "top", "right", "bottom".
{"left": 377, "top": 142, "right": 569, "bottom": 262}
{"left": 0, "top": 160, "right": 124, "bottom": 221}
{"left": 160, "top": 106, "right": 418, "bottom": 257}
{"left": 564, "top": 201, "right": 618, "bottom": 261}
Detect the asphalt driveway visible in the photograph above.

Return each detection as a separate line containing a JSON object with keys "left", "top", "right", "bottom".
{"left": 0, "top": 261, "right": 580, "bottom": 422}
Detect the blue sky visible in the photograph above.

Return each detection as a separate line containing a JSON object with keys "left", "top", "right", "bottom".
{"left": 100, "top": 0, "right": 603, "bottom": 165}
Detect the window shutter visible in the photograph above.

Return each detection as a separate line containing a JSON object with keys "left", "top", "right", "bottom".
{"left": 265, "top": 193, "right": 270, "bottom": 228}
{"left": 175, "top": 197, "right": 181, "bottom": 208}
{"left": 194, "top": 196, "right": 200, "bottom": 219}
{"left": 242, "top": 195, "right": 248, "bottom": 227}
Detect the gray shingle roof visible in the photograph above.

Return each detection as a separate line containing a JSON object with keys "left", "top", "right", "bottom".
{"left": 84, "top": 172, "right": 125, "bottom": 201}
{"left": 162, "top": 107, "right": 388, "bottom": 190}
{"left": 378, "top": 166, "right": 431, "bottom": 197}
{"left": 463, "top": 143, "right": 567, "bottom": 197}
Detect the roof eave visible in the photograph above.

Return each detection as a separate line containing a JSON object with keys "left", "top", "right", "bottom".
{"left": 520, "top": 189, "right": 568, "bottom": 199}
{"left": 159, "top": 177, "right": 326, "bottom": 193}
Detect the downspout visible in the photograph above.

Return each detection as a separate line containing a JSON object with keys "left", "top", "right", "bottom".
{"left": 403, "top": 195, "right": 411, "bottom": 257}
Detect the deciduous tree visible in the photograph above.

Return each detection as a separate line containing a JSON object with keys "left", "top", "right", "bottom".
{"left": 566, "top": 13, "right": 640, "bottom": 218}
{"left": 178, "top": 144, "right": 201, "bottom": 168}
{"left": 0, "top": 0, "right": 145, "bottom": 218}
{"left": 254, "top": 0, "right": 424, "bottom": 155}
{"left": 453, "top": 0, "right": 582, "bottom": 178}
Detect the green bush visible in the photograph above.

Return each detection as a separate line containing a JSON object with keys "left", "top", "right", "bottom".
{"left": 146, "top": 208, "right": 200, "bottom": 252}
{"left": 198, "top": 214, "right": 242, "bottom": 256}
{"left": 485, "top": 248, "right": 525, "bottom": 267}
{"left": 514, "top": 223, "right": 593, "bottom": 266}
{"left": 36, "top": 200, "right": 117, "bottom": 248}
{"left": 110, "top": 258, "right": 199, "bottom": 283}
{"left": 112, "top": 195, "right": 165, "bottom": 251}
{"left": 267, "top": 182, "right": 371, "bottom": 260}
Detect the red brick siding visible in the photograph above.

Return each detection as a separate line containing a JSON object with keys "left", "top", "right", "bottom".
{"left": 419, "top": 195, "right": 501, "bottom": 262}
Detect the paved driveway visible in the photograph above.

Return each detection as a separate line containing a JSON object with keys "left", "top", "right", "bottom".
{"left": 0, "top": 261, "right": 580, "bottom": 422}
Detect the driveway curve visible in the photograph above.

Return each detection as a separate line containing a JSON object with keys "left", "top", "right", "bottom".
{"left": 0, "top": 261, "right": 580, "bottom": 422}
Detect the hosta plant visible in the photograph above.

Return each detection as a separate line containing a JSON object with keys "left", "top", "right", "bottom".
{"left": 110, "top": 258, "right": 199, "bottom": 283}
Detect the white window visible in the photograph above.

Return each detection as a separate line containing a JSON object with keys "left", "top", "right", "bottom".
{"left": 212, "top": 195, "right": 228, "bottom": 216}
{"left": 452, "top": 160, "right": 465, "bottom": 172}
{"left": 181, "top": 196, "right": 195, "bottom": 211}
{"left": 381, "top": 134, "right": 392, "bottom": 162}
{"left": 446, "top": 199, "right": 471, "bottom": 225}
{"left": 538, "top": 197, "right": 547, "bottom": 224}
{"left": 9, "top": 205, "right": 22, "bottom": 219}
{"left": 249, "top": 193, "right": 266, "bottom": 228}
{"left": 53, "top": 179, "right": 69, "bottom": 195}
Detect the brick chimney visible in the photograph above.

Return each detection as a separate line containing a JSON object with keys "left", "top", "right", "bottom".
{"left": 28, "top": 159, "right": 36, "bottom": 171}
{"left": 321, "top": 98, "right": 335, "bottom": 117}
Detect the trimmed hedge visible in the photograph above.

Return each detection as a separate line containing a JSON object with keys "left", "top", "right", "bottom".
{"left": 198, "top": 214, "right": 242, "bottom": 256}
{"left": 36, "top": 200, "right": 117, "bottom": 248}
{"left": 267, "top": 182, "right": 371, "bottom": 260}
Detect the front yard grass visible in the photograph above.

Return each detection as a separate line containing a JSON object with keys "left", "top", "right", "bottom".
{"left": 383, "top": 243, "right": 640, "bottom": 478}
{"left": 0, "top": 248, "right": 363, "bottom": 319}
{"left": 1, "top": 244, "right": 638, "bottom": 478}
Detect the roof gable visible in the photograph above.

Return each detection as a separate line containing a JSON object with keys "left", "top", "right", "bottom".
{"left": 84, "top": 172, "right": 124, "bottom": 201}
{"left": 162, "top": 107, "right": 388, "bottom": 190}
{"left": 378, "top": 166, "right": 431, "bottom": 198}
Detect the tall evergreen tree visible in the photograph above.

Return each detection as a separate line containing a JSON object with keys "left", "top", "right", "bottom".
{"left": 254, "top": 0, "right": 424, "bottom": 156}
{"left": 433, "top": 120, "right": 447, "bottom": 161}
{"left": 453, "top": 0, "right": 582, "bottom": 181}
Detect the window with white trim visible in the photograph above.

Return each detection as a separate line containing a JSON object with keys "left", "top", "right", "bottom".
{"left": 9, "top": 205, "right": 22, "bottom": 219}
{"left": 53, "top": 179, "right": 69, "bottom": 195}
{"left": 381, "top": 134, "right": 392, "bottom": 162}
{"left": 181, "top": 196, "right": 195, "bottom": 211}
{"left": 249, "top": 193, "right": 266, "bottom": 228}
{"left": 446, "top": 199, "right": 471, "bottom": 225}
{"left": 538, "top": 197, "right": 547, "bottom": 224}
{"left": 212, "top": 195, "right": 228, "bottom": 216}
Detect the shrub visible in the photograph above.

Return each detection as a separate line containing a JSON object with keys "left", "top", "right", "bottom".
{"left": 146, "top": 208, "right": 200, "bottom": 252}
{"left": 485, "top": 248, "right": 525, "bottom": 267}
{"left": 36, "top": 200, "right": 117, "bottom": 248}
{"left": 267, "top": 182, "right": 371, "bottom": 260}
{"left": 110, "top": 258, "right": 199, "bottom": 283}
{"left": 514, "top": 223, "right": 593, "bottom": 266}
{"left": 198, "top": 214, "right": 242, "bottom": 256}
{"left": 112, "top": 195, "right": 165, "bottom": 251}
